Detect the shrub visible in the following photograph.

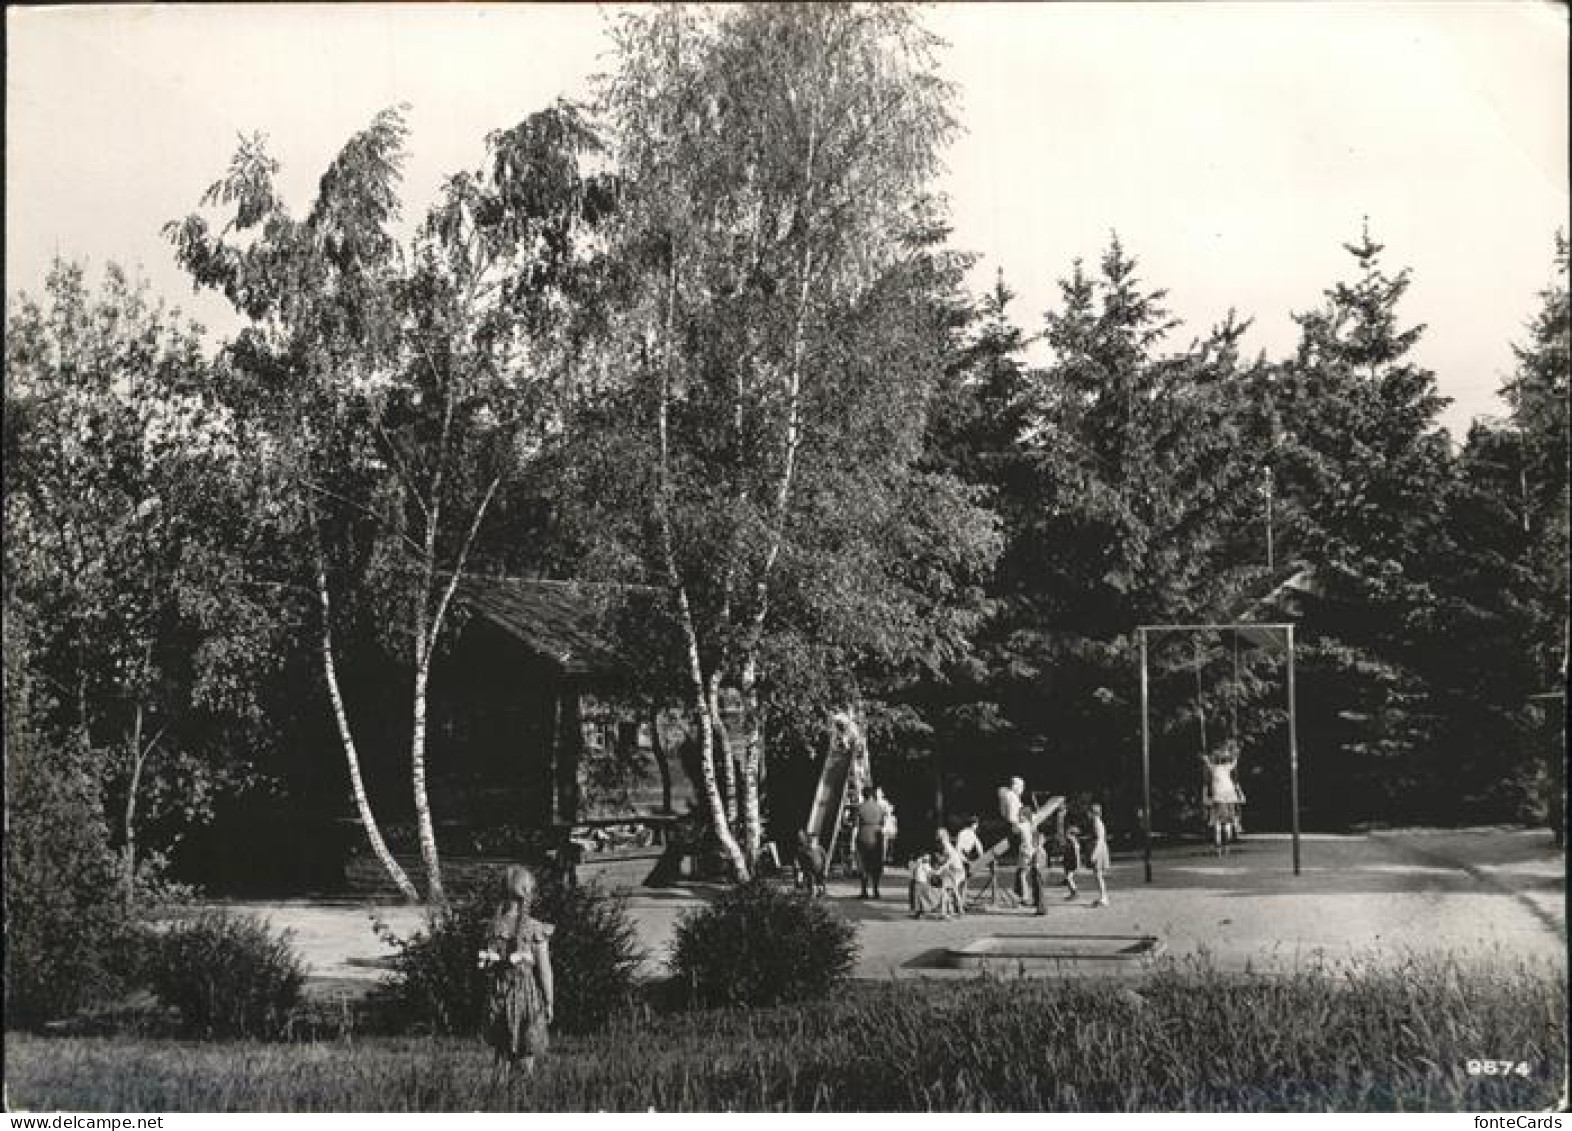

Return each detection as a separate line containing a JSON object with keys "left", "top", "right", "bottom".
{"left": 3, "top": 637, "right": 133, "bottom": 1027}
{"left": 376, "top": 869, "right": 644, "bottom": 1036}
{"left": 144, "top": 910, "right": 306, "bottom": 1038}
{"left": 373, "top": 891, "right": 492, "bottom": 1035}
{"left": 669, "top": 878, "right": 859, "bottom": 1008}
{"left": 536, "top": 880, "right": 646, "bottom": 1034}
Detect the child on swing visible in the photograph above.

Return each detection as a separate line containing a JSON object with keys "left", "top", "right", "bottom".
{"left": 1202, "top": 741, "right": 1244, "bottom": 856}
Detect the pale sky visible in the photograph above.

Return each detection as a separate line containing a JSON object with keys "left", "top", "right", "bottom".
{"left": 7, "top": 2, "right": 1568, "bottom": 435}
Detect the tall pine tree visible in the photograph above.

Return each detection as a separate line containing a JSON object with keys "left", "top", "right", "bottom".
{"left": 1270, "top": 224, "right": 1455, "bottom": 823}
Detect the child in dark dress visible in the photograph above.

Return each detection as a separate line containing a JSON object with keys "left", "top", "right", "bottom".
{"left": 1061, "top": 825, "right": 1083, "bottom": 901}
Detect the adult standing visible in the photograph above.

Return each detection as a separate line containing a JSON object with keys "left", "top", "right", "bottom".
{"left": 854, "top": 785, "right": 887, "bottom": 899}
{"left": 998, "top": 777, "right": 1030, "bottom": 901}
{"left": 997, "top": 776, "right": 1026, "bottom": 827}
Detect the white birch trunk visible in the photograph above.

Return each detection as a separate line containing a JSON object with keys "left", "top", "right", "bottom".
{"left": 121, "top": 701, "right": 145, "bottom": 906}
{"left": 730, "top": 112, "right": 822, "bottom": 870}
{"left": 409, "top": 379, "right": 452, "bottom": 907}
{"left": 708, "top": 672, "right": 738, "bottom": 824}
{"left": 409, "top": 644, "right": 444, "bottom": 905}
{"left": 654, "top": 258, "right": 750, "bottom": 881}
{"left": 680, "top": 599, "right": 748, "bottom": 879}
{"left": 409, "top": 474, "right": 500, "bottom": 907}
{"left": 316, "top": 555, "right": 421, "bottom": 903}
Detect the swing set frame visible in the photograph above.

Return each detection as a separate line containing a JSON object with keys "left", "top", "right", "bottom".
{"left": 1137, "top": 622, "right": 1302, "bottom": 882}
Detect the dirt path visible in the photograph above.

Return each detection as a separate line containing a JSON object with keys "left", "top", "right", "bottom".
{"left": 224, "top": 827, "right": 1564, "bottom": 995}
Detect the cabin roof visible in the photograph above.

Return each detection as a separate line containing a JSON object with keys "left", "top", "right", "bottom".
{"left": 458, "top": 576, "right": 661, "bottom": 677}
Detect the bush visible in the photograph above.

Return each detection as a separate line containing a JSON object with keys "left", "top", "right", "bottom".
{"left": 144, "top": 910, "right": 306, "bottom": 1038}
{"left": 669, "top": 878, "right": 859, "bottom": 1008}
{"left": 536, "top": 880, "right": 646, "bottom": 1034}
{"left": 373, "top": 892, "right": 491, "bottom": 1035}
{"left": 376, "top": 869, "right": 644, "bottom": 1036}
{"left": 3, "top": 637, "right": 134, "bottom": 1027}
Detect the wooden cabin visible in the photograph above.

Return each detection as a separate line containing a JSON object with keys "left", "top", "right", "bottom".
{"left": 429, "top": 576, "right": 700, "bottom": 831}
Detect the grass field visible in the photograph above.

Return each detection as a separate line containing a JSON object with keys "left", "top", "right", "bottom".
{"left": 7, "top": 954, "right": 1565, "bottom": 1112}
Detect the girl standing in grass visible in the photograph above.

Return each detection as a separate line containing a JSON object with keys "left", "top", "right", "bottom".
{"left": 481, "top": 864, "right": 555, "bottom": 1079}
{"left": 1088, "top": 803, "right": 1111, "bottom": 907}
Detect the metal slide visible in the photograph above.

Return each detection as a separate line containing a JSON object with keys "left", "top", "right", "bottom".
{"left": 806, "top": 735, "right": 855, "bottom": 852}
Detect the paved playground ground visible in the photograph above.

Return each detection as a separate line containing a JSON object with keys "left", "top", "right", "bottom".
{"left": 223, "top": 827, "right": 1566, "bottom": 996}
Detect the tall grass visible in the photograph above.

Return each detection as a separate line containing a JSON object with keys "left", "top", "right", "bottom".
{"left": 7, "top": 956, "right": 1565, "bottom": 1112}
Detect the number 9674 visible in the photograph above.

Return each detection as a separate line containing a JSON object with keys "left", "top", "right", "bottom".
{"left": 1466, "top": 1060, "right": 1531, "bottom": 1077}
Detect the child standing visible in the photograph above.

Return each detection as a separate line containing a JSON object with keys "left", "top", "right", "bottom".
{"left": 1013, "top": 810, "right": 1038, "bottom": 904}
{"left": 1029, "top": 835, "right": 1051, "bottom": 915}
{"left": 908, "top": 854, "right": 938, "bottom": 918}
{"left": 1088, "top": 803, "right": 1111, "bottom": 908}
{"left": 1061, "top": 825, "right": 1083, "bottom": 901}
{"left": 876, "top": 787, "right": 898, "bottom": 863}
{"left": 935, "top": 828, "right": 967, "bottom": 918}
{"left": 954, "top": 815, "right": 984, "bottom": 872}
{"left": 795, "top": 829, "right": 828, "bottom": 897}
{"left": 481, "top": 864, "right": 555, "bottom": 1080}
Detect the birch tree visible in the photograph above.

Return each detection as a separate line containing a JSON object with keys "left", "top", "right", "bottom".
{"left": 598, "top": 4, "right": 963, "bottom": 875}
{"left": 169, "top": 105, "right": 610, "bottom": 902}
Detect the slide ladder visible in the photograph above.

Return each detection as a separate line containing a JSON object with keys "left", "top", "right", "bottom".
{"left": 806, "top": 734, "right": 855, "bottom": 865}
{"left": 806, "top": 713, "right": 870, "bottom": 873}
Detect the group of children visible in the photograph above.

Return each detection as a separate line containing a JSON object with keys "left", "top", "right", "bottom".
{"left": 794, "top": 798, "right": 1113, "bottom": 917}
{"left": 1024, "top": 803, "right": 1111, "bottom": 911}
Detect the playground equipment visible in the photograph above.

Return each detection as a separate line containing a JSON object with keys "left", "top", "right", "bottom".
{"left": 1137, "top": 622, "right": 1302, "bottom": 881}
{"left": 965, "top": 795, "right": 1065, "bottom": 908}
{"left": 805, "top": 710, "right": 871, "bottom": 873}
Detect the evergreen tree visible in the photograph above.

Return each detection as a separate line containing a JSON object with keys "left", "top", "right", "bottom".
{"left": 1270, "top": 224, "right": 1456, "bottom": 823}
{"left": 1425, "top": 420, "right": 1545, "bottom": 820}
{"left": 1502, "top": 232, "right": 1570, "bottom": 694}
{"left": 939, "top": 237, "right": 1269, "bottom": 823}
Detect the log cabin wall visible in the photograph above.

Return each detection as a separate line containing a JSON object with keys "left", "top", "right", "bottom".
{"left": 430, "top": 577, "right": 700, "bottom": 837}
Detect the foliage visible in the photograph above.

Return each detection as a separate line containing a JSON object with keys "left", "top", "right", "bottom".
{"left": 2, "top": 623, "right": 135, "bottom": 1028}
{"left": 534, "top": 879, "right": 647, "bottom": 1034}
{"left": 7, "top": 956, "right": 1564, "bottom": 1111}
{"left": 1263, "top": 226, "right": 1458, "bottom": 822}
{"left": 1501, "top": 231, "right": 1569, "bottom": 693}
{"left": 143, "top": 910, "right": 306, "bottom": 1039}
{"left": 375, "top": 873, "right": 644, "bottom": 1036}
{"left": 669, "top": 878, "right": 859, "bottom": 1008}
{"left": 168, "top": 100, "right": 617, "bottom": 901}
{"left": 573, "top": 4, "right": 994, "bottom": 870}
{"left": 918, "top": 236, "right": 1272, "bottom": 824}
{"left": 373, "top": 886, "right": 492, "bottom": 1035}
{"left": 4, "top": 261, "right": 282, "bottom": 900}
